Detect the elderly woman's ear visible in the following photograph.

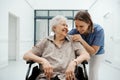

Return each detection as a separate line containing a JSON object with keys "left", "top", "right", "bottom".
{"left": 52, "top": 26, "right": 56, "bottom": 32}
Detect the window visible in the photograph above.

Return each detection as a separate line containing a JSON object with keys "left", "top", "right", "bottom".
{"left": 34, "top": 10, "right": 78, "bottom": 44}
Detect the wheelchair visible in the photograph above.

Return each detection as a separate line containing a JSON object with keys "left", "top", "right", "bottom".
{"left": 25, "top": 60, "right": 88, "bottom": 80}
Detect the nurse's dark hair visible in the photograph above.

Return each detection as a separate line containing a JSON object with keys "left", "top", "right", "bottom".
{"left": 74, "top": 10, "right": 93, "bottom": 33}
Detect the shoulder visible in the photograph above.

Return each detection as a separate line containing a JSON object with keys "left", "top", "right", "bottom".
{"left": 67, "top": 35, "right": 83, "bottom": 47}
{"left": 93, "top": 23, "right": 104, "bottom": 33}
{"left": 36, "top": 36, "right": 50, "bottom": 45}
{"left": 66, "top": 35, "right": 79, "bottom": 44}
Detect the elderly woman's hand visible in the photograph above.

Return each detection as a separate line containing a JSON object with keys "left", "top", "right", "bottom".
{"left": 65, "top": 60, "right": 77, "bottom": 80}
{"left": 41, "top": 58, "right": 53, "bottom": 80}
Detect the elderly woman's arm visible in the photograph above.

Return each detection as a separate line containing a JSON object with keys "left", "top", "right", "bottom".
{"left": 74, "top": 50, "right": 90, "bottom": 65}
{"left": 23, "top": 50, "right": 53, "bottom": 80}
{"left": 23, "top": 50, "right": 45, "bottom": 63}
{"left": 65, "top": 41, "right": 90, "bottom": 80}
{"left": 65, "top": 50, "right": 90, "bottom": 80}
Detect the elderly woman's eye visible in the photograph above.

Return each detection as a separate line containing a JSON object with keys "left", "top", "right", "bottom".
{"left": 62, "top": 24, "right": 66, "bottom": 26}
{"left": 62, "top": 24, "right": 68, "bottom": 27}
{"left": 66, "top": 24, "right": 68, "bottom": 27}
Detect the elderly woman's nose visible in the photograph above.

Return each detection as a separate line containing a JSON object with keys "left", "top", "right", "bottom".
{"left": 63, "top": 24, "right": 68, "bottom": 28}
{"left": 66, "top": 24, "right": 68, "bottom": 27}
{"left": 64, "top": 26, "right": 68, "bottom": 30}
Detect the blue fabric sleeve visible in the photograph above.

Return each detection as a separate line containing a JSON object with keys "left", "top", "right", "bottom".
{"left": 92, "top": 29, "right": 104, "bottom": 46}
{"left": 68, "top": 29, "right": 78, "bottom": 35}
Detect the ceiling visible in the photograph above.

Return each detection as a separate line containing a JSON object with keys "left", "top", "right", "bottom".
{"left": 25, "top": 0, "right": 97, "bottom": 10}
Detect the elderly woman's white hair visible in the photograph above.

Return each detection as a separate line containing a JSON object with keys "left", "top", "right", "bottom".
{"left": 50, "top": 15, "right": 68, "bottom": 32}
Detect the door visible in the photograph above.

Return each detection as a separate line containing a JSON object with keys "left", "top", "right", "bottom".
{"left": 8, "top": 13, "right": 19, "bottom": 61}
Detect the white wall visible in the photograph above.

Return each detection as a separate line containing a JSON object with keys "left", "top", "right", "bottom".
{"left": 27, "top": 0, "right": 96, "bottom": 10}
{"left": 89, "top": 0, "right": 120, "bottom": 69}
{"left": 0, "top": 0, "right": 34, "bottom": 68}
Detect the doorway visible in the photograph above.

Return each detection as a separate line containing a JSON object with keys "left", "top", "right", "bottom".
{"left": 8, "top": 13, "right": 19, "bottom": 61}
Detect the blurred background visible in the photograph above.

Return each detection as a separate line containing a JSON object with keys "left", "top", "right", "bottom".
{"left": 0, "top": 0, "right": 120, "bottom": 80}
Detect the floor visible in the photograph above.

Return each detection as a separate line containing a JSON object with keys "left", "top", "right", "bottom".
{"left": 0, "top": 60, "right": 27, "bottom": 80}
{"left": 0, "top": 60, "right": 120, "bottom": 80}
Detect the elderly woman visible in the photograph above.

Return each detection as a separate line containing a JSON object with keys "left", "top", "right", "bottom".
{"left": 23, "top": 15, "right": 90, "bottom": 80}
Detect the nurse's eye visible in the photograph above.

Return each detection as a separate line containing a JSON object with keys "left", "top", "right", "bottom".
{"left": 76, "top": 25, "right": 78, "bottom": 28}
{"left": 79, "top": 26, "right": 84, "bottom": 28}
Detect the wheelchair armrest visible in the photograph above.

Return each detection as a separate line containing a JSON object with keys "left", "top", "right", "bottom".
{"left": 26, "top": 60, "right": 35, "bottom": 64}
{"left": 75, "top": 60, "right": 88, "bottom": 80}
{"left": 81, "top": 60, "right": 88, "bottom": 64}
{"left": 26, "top": 60, "right": 36, "bottom": 80}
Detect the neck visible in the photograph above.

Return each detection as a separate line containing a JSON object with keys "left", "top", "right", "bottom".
{"left": 54, "top": 34, "right": 65, "bottom": 41}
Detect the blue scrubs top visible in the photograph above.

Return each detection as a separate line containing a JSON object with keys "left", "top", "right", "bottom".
{"left": 69, "top": 24, "right": 105, "bottom": 55}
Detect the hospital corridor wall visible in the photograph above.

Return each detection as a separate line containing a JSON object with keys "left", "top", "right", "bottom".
{"left": 89, "top": 0, "right": 120, "bottom": 70}
{"left": 0, "top": 0, "right": 34, "bottom": 68}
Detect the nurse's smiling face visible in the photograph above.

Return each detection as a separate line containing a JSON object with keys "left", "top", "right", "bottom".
{"left": 75, "top": 20, "right": 90, "bottom": 34}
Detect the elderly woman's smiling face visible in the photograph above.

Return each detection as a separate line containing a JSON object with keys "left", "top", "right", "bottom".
{"left": 53, "top": 20, "right": 68, "bottom": 37}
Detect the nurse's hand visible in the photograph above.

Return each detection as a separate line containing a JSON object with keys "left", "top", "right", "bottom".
{"left": 72, "top": 34, "right": 83, "bottom": 42}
